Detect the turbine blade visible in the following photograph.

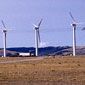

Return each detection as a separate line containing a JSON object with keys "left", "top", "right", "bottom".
{"left": 69, "top": 12, "right": 76, "bottom": 23}
{"left": 38, "top": 19, "right": 43, "bottom": 27}
{"left": 37, "top": 29, "right": 41, "bottom": 43}
{"left": 82, "top": 27, "right": 85, "bottom": 30}
{"left": 1, "top": 20, "right": 6, "bottom": 29}
{"left": 33, "top": 24, "right": 38, "bottom": 28}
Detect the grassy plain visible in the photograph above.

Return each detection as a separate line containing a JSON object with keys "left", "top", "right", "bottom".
{"left": 0, "top": 56, "right": 85, "bottom": 85}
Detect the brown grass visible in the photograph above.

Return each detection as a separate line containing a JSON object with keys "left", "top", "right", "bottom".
{"left": 0, "top": 56, "right": 85, "bottom": 85}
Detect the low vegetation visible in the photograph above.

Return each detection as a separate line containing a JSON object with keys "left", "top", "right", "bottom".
{"left": 0, "top": 56, "right": 85, "bottom": 85}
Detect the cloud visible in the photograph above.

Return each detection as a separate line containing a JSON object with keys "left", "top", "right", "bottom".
{"left": 39, "top": 42, "right": 48, "bottom": 47}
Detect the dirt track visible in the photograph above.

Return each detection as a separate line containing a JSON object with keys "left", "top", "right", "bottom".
{"left": 0, "top": 57, "right": 44, "bottom": 64}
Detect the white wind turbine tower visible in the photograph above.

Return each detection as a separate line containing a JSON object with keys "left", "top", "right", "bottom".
{"left": 1, "top": 20, "right": 10, "bottom": 57}
{"left": 69, "top": 12, "right": 85, "bottom": 56}
{"left": 33, "top": 19, "right": 43, "bottom": 56}
{"left": 69, "top": 12, "right": 77, "bottom": 56}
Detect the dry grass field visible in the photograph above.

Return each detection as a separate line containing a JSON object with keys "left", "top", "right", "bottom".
{"left": 0, "top": 56, "right": 85, "bottom": 85}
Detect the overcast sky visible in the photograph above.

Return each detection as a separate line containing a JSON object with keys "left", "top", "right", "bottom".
{"left": 0, "top": 0, "right": 85, "bottom": 48}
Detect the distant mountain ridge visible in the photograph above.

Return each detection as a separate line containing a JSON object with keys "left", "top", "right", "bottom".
{"left": 7, "top": 46, "right": 72, "bottom": 56}
{"left": 0, "top": 46, "right": 85, "bottom": 56}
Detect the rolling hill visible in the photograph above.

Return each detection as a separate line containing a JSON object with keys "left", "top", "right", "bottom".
{"left": 0, "top": 46, "right": 85, "bottom": 56}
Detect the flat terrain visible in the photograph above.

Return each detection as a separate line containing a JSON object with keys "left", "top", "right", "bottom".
{"left": 0, "top": 56, "right": 85, "bottom": 85}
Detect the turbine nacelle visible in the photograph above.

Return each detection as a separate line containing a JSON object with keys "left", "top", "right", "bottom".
{"left": 71, "top": 23, "right": 76, "bottom": 27}
{"left": 33, "top": 24, "right": 39, "bottom": 30}
{"left": 0, "top": 29, "right": 6, "bottom": 32}
{"left": 35, "top": 27, "right": 39, "bottom": 30}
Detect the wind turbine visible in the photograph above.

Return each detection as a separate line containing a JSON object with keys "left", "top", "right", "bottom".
{"left": 0, "top": 20, "right": 10, "bottom": 57}
{"left": 33, "top": 19, "right": 43, "bottom": 56}
{"left": 69, "top": 12, "right": 77, "bottom": 56}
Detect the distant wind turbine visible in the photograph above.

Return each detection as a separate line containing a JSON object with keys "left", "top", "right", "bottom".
{"left": 33, "top": 19, "right": 43, "bottom": 56}
{"left": 0, "top": 20, "right": 12, "bottom": 57}
{"left": 69, "top": 12, "right": 85, "bottom": 56}
{"left": 69, "top": 12, "right": 77, "bottom": 56}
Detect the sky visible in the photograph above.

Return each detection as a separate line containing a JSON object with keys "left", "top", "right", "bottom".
{"left": 0, "top": 0, "right": 85, "bottom": 48}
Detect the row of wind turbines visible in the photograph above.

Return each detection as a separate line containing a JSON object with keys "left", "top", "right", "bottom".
{"left": 0, "top": 12, "right": 85, "bottom": 57}
{"left": 0, "top": 19, "right": 43, "bottom": 57}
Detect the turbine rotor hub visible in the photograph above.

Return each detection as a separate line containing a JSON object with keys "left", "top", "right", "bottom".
{"left": 72, "top": 23, "right": 76, "bottom": 26}
{"left": 35, "top": 27, "right": 39, "bottom": 30}
{"left": 3, "top": 30, "right": 7, "bottom": 33}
